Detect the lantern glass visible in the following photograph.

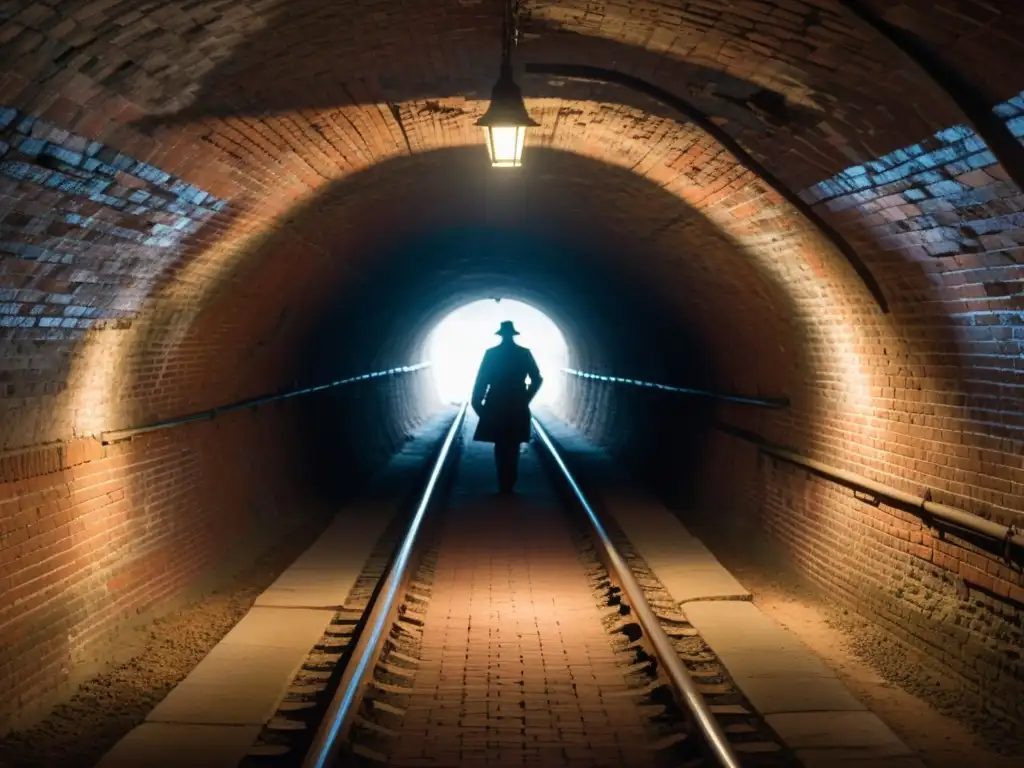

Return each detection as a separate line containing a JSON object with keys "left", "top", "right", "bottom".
{"left": 483, "top": 124, "right": 527, "bottom": 167}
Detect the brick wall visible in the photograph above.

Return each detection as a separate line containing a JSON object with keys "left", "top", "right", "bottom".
{"left": 0, "top": 369, "right": 432, "bottom": 732}
{"left": 757, "top": 449, "right": 1024, "bottom": 723}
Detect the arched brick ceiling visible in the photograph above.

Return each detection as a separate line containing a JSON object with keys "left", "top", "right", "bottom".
{"left": 1, "top": 0, "right": 1022, "bottom": 521}
{"left": 855, "top": 0, "right": 1024, "bottom": 104}
{"left": 62, "top": 146, "right": 801, "bottom": 438}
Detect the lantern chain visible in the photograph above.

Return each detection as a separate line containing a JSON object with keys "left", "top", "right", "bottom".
{"left": 512, "top": 0, "right": 521, "bottom": 49}
{"left": 501, "top": 0, "right": 521, "bottom": 66}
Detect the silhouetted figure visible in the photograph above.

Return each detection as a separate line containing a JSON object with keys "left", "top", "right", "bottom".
{"left": 471, "top": 321, "right": 543, "bottom": 495}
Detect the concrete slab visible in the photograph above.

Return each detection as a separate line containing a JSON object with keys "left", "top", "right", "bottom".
{"left": 147, "top": 644, "right": 311, "bottom": 725}
{"left": 535, "top": 416, "right": 749, "bottom": 604}
{"left": 684, "top": 599, "right": 867, "bottom": 716}
{"left": 252, "top": 569, "right": 360, "bottom": 609}
{"left": 683, "top": 601, "right": 806, "bottom": 653}
{"left": 96, "top": 723, "right": 263, "bottom": 768}
{"left": 217, "top": 607, "right": 336, "bottom": 649}
{"left": 736, "top": 676, "right": 866, "bottom": 715}
{"left": 766, "top": 712, "right": 913, "bottom": 755}
{"left": 148, "top": 680, "right": 286, "bottom": 726}
{"left": 711, "top": 647, "right": 837, "bottom": 680}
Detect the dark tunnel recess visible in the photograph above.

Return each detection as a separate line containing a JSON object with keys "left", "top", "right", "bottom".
{"left": 291, "top": 218, "right": 723, "bottom": 505}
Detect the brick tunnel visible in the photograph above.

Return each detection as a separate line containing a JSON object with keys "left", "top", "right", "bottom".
{"left": 1, "top": 0, "right": 1024, "bottom": 765}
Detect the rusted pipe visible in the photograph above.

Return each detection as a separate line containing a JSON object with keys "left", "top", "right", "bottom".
{"left": 99, "top": 363, "right": 432, "bottom": 445}
{"left": 760, "top": 443, "right": 1024, "bottom": 550}
{"left": 561, "top": 368, "right": 789, "bottom": 409}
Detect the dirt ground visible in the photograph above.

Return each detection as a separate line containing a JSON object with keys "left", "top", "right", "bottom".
{"left": 0, "top": 516, "right": 330, "bottom": 768}
{"left": 695, "top": 523, "right": 1024, "bottom": 768}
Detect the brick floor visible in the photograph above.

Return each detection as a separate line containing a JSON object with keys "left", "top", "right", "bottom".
{"left": 388, "top": 427, "right": 656, "bottom": 767}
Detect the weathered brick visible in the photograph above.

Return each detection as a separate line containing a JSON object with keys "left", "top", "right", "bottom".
{"left": 0, "top": 0, "right": 1023, "bottom": 734}
{"left": 0, "top": 372, "right": 433, "bottom": 730}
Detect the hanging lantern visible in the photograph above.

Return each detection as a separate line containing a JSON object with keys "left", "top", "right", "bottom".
{"left": 477, "top": 62, "right": 539, "bottom": 167}
{"left": 476, "top": 0, "right": 538, "bottom": 167}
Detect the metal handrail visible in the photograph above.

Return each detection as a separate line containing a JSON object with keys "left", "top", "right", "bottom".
{"left": 712, "top": 422, "right": 1023, "bottom": 554}
{"left": 532, "top": 417, "right": 742, "bottom": 768}
{"left": 100, "top": 363, "right": 432, "bottom": 444}
{"left": 757, "top": 441, "right": 1024, "bottom": 552}
{"left": 561, "top": 368, "right": 789, "bottom": 409}
{"left": 302, "top": 402, "right": 468, "bottom": 768}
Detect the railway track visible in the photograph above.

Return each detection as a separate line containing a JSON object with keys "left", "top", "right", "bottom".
{"left": 240, "top": 406, "right": 796, "bottom": 767}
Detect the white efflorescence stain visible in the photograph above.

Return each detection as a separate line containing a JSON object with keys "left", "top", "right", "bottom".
{"left": 425, "top": 299, "right": 568, "bottom": 407}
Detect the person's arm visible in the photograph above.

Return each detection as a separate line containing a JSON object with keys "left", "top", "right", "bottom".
{"left": 471, "top": 353, "right": 490, "bottom": 415}
{"left": 525, "top": 351, "right": 543, "bottom": 403}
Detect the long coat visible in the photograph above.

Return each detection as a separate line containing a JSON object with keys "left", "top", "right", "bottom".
{"left": 471, "top": 341, "right": 543, "bottom": 444}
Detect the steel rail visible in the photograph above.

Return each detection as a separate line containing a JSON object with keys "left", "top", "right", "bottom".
{"left": 562, "top": 367, "right": 789, "bottom": 409}
{"left": 100, "top": 363, "right": 431, "bottom": 445}
{"left": 302, "top": 402, "right": 468, "bottom": 768}
{"left": 532, "top": 417, "right": 742, "bottom": 768}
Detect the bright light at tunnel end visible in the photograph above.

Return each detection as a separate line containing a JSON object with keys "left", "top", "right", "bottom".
{"left": 426, "top": 299, "right": 568, "bottom": 407}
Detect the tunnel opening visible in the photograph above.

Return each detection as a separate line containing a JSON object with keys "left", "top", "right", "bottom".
{"left": 284, "top": 200, "right": 726, "bottom": 520}
{"left": 424, "top": 298, "right": 568, "bottom": 407}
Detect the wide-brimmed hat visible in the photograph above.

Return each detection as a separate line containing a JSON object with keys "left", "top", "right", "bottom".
{"left": 495, "top": 321, "right": 520, "bottom": 337}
